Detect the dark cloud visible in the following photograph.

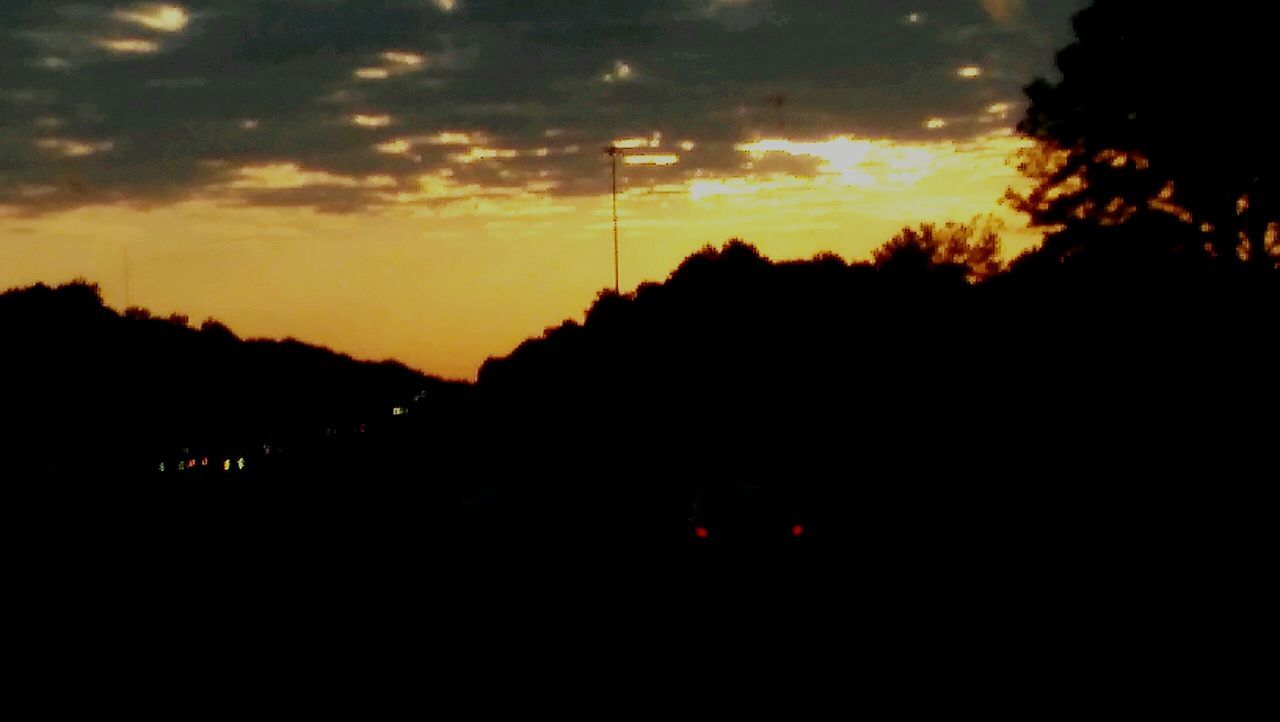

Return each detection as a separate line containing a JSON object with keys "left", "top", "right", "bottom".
{"left": 0, "top": 0, "right": 1083, "bottom": 212}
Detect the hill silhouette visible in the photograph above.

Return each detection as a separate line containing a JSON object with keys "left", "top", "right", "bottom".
{"left": 475, "top": 229, "right": 1280, "bottom": 553}
{"left": 4, "top": 0, "right": 1277, "bottom": 550}
{"left": 0, "top": 280, "right": 451, "bottom": 477}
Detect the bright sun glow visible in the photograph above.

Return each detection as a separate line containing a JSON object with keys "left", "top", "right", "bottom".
{"left": 738, "top": 137, "right": 880, "bottom": 185}
{"left": 734, "top": 132, "right": 1025, "bottom": 190}
{"left": 4, "top": 130, "right": 1037, "bottom": 380}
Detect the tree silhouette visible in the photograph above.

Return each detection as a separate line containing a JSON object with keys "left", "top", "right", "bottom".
{"left": 0, "top": 281, "right": 441, "bottom": 477}
{"left": 1010, "top": 1, "right": 1279, "bottom": 268}
{"left": 872, "top": 219, "right": 1003, "bottom": 282}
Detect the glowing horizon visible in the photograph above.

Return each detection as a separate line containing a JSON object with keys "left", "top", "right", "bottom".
{"left": 1, "top": 1, "right": 1081, "bottom": 378}
{"left": 1, "top": 129, "right": 1039, "bottom": 380}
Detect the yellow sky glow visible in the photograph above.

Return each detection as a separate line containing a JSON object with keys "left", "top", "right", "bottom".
{"left": 1, "top": 131, "right": 1038, "bottom": 380}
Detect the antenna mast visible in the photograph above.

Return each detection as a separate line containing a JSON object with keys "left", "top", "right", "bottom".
{"left": 604, "top": 145, "right": 622, "bottom": 293}
{"left": 123, "top": 246, "right": 131, "bottom": 308}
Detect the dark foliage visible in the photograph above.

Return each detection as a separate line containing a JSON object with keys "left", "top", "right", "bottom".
{"left": 1011, "top": 0, "right": 1279, "bottom": 268}
{"left": 3, "top": 230, "right": 1276, "bottom": 564}
{"left": 3, "top": 1, "right": 1275, "bottom": 565}
{"left": 0, "top": 280, "right": 446, "bottom": 476}
{"left": 473, "top": 231, "right": 1276, "bottom": 552}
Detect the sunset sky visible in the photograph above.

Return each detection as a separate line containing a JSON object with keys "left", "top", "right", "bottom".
{"left": 1, "top": 0, "right": 1083, "bottom": 379}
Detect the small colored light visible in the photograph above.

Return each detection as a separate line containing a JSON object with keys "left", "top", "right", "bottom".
{"left": 792, "top": 524, "right": 805, "bottom": 538}
{"left": 223, "top": 459, "right": 230, "bottom": 471}
{"left": 694, "top": 526, "right": 709, "bottom": 539}
{"left": 201, "top": 457, "right": 208, "bottom": 466}
{"left": 237, "top": 457, "right": 246, "bottom": 470}
{"left": 159, "top": 462, "right": 166, "bottom": 472}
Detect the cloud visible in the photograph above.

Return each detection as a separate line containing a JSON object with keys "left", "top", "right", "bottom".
{"left": 96, "top": 38, "right": 161, "bottom": 54}
{"left": 0, "top": 0, "right": 1080, "bottom": 213}
{"left": 114, "top": 4, "right": 191, "bottom": 33}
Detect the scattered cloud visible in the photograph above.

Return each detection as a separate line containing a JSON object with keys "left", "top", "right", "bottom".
{"left": 376, "top": 138, "right": 412, "bottom": 155}
{"left": 114, "top": 4, "right": 191, "bottom": 34}
{"left": 96, "top": 38, "right": 160, "bottom": 54}
{"left": 624, "top": 154, "right": 680, "bottom": 166}
{"left": 0, "top": 0, "right": 1078, "bottom": 213}
{"left": 34, "top": 138, "right": 115, "bottom": 157}
{"left": 351, "top": 114, "right": 394, "bottom": 128}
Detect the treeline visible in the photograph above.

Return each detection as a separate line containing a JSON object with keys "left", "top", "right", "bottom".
{"left": 0, "top": 281, "right": 443, "bottom": 476}
{"left": 473, "top": 228, "right": 1277, "bottom": 497}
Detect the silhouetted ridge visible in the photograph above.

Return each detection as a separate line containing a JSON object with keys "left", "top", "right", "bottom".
{"left": 0, "top": 281, "right": 443, "bottom": 476}
{"left": 475, "top": 233, "right": 1276, "bottom": 489}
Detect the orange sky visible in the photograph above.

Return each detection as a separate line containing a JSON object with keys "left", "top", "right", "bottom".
{"left": 1, "top": 129, "right": 1040, "bottom": 380}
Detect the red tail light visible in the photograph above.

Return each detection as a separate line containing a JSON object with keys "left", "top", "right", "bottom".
{"left": 694, "top": 526, "right": 709, "bottom": 540}
{"left": 791, "top": 524, "right": 805, "bottom": 538}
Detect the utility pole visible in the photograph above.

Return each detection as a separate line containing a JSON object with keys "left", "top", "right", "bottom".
{"left": 123, "top": 246, "right": 131, "bottom": 308}
{"left": 604, "top": 145, "right": 621, "bottom": 293}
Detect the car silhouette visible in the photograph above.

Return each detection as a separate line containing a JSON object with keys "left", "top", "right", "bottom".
{"left": 686, "top": 482, "right": 814, "bottom": 547}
